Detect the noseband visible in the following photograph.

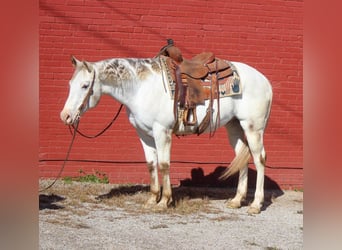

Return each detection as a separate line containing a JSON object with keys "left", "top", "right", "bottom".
{"left": 75, "top": 70, "right": 96, "bottom": 121}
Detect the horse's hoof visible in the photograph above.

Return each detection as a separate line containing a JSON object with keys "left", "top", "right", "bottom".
{"left": 153, "top": 197, "right": 172, "bottom": 211}
{"left": 247, "top": 206, "right": 261, "bottom": 214}
{"left": 143, "top": 198, "right": 158, "bottom": 209}
{"left": 226, "top": 199, "right": 241, "bottom": 209}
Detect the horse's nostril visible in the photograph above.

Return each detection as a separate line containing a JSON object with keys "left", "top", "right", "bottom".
{"left": 65, "top": 115, "right": 71, "bottom": 124}
{"left": 60, "top": 110, "right": 72, "bottom": 125}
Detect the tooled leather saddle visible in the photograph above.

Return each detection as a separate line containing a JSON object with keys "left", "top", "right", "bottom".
{"left": 157, "top": 39, "right": 238, "bottom": 136}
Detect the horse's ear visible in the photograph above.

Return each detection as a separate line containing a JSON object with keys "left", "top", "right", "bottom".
{"left": 71, "top": 55, "right": 80, "bottom": 68}
{"left": 82, "top": 61, "right": 93, "bottom": 73}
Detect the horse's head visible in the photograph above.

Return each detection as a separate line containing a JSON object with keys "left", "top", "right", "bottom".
{"left": 60, "top": 56, "right": 101, "bottom": 125}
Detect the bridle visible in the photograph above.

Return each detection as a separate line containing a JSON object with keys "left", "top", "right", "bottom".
{"left": 74, "top": 69, "right": 96, "bottom": 122}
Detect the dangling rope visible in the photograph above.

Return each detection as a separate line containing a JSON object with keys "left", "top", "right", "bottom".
{"left": 39, "top": 119, "right": 79, "bottom": 192}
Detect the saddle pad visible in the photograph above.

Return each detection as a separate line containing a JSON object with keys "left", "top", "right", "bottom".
{"left": 202, "top": 64, "right": 241, "bottom": 98}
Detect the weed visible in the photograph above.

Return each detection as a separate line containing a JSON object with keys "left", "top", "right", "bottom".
{"left": 63, "top": 169, "right": 109, "bottom": 184}
{"left": 294, "top": 187, "right": 304, "bottom": 192}
{"left": 63, "top": 176, "right": 73, "bottom": 184}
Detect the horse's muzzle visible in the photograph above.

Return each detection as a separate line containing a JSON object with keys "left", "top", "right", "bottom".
{"left": 60, "top": 109, "right": 75, "bottom": 125}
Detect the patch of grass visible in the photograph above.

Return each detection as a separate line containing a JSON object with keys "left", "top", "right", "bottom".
{"left": 294, "top": 187, "right": 304, "bottom": 192}
{"left": 63, "top": 176, "right": 73, "bottom": 184}
{"left": 63, "top": 169, "right": 109, "bottom": 184}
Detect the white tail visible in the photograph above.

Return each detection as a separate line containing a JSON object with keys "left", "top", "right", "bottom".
{"left": 219, "top": 142, "right": 251, "bottom": 180}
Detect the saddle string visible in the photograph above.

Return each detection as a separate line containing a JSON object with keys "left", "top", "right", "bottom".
{"left": 212, "top": 59, "right": 221, "bottom": 137}
{"left": 204, "top": 59, "right": 220, "bottom": 138}
{"left": 157, "top": 56, "right": 168, "bottom": 93}
{"left": 209, "top": 73, "right": 215, "bottom": 137}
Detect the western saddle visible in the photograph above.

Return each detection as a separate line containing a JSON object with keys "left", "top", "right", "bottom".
{"left": 157, "top": 39, "right": 235, "bottom": 135}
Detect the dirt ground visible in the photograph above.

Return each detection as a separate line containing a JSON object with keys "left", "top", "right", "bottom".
{"left": 39, "top": 180, "right": 303, "bottom": 250}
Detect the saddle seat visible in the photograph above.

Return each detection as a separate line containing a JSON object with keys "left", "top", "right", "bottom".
{"left": 183, "top": 53, "right": 232, "bottom": 78}
{"left": 180, "top": 52, "right": 215, "bottom": 79}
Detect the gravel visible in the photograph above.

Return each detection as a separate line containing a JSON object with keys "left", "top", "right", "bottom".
{"left": 39, "top": 181, "right": 303, "bottom": 250}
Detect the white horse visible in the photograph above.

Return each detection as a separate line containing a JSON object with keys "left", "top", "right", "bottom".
{"left": 60, "top": 54, "right": 272, "bottom": 214}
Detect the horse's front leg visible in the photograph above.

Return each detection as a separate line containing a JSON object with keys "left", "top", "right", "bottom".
{"left": 138, "top": 135, "right": 160, "bottom": 208}
{"left": 154, "top": 124, "right": 173, "bottom": 209}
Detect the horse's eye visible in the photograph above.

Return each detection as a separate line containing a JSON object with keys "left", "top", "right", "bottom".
{"left": 81, "top": 83, "right": 89, "bottom": 89}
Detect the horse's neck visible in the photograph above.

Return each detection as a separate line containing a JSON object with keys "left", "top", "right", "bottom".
{"left": 96, "top": 58, "right": 162, "bottom": 106}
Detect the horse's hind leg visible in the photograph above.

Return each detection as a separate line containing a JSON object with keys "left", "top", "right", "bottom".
{"left": 242, "top": 122, "right": 267, "bottom": 214}
{"left": 225, "top": 119, "right": 249, "bottom": 209}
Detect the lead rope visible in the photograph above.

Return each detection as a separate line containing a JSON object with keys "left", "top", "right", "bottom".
{"left": 39, "top": 119, "right": 80, "bottom": 193}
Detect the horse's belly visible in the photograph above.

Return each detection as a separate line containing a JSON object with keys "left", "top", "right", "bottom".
{"left": 172, "top": 97, "right": 236, "bottom": 135}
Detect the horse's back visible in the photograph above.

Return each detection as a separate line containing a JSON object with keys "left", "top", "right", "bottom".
{"left": 232, "top": 61, "right": 272, "bottom": 93}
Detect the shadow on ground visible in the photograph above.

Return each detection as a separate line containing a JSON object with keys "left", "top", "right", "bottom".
{"left": 96, "top": 166, "right": 284, "bottom": 211}
{"left": 96, "top": 185, "right": 150, "bottom": 200}
{"left": 177, "top": 166, "right": 284, "bottom": 211}
{"left": 39, "top": 194, "right": 65, "bottom": 210}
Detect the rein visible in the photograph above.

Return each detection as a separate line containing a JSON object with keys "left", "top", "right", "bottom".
{"left": 69, "top": 104, "right": 123, "bottom": 138}
{"left": 39, "top": 119, "right": 79, "bottom": 192}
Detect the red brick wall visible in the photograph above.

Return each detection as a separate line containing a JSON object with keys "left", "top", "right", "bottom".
{"left": 39, "top": 0, "right": 303, "bottom": 189}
